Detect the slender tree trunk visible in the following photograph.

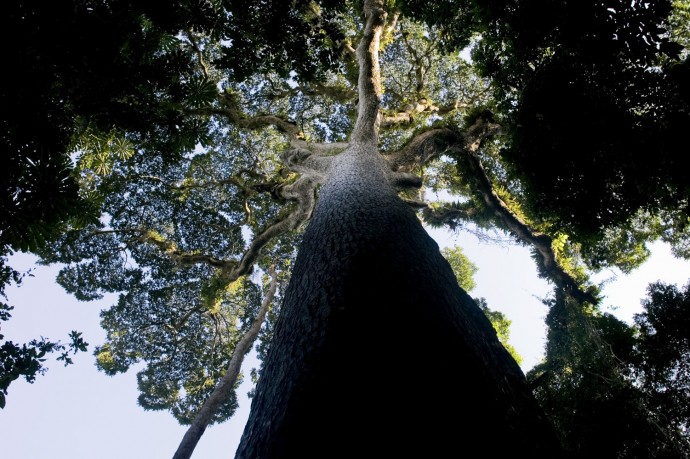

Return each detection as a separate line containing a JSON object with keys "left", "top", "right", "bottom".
{"left": 235, "top": 1, "right": 561, "bottom": 457}
{"left": 172, "top": 267, "right": 278, "bottom": 459}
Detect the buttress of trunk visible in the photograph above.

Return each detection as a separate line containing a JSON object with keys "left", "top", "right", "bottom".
{"left": 234, "top": 144, "right": 562, "bottom": 458}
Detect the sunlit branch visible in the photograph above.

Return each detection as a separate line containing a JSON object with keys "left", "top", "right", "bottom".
{"left": 185, "top": 31, "right": 210, "bottom": 79}
{"left": 351, "top": 0, "right": 386, "bottom": 144}
{"left": 385, "top": 12, "right": 400, "bottom": 39}
{"left": 380, "top": 98, "right": 467, "bottom": 128}
{"left": 191, "top": 94, "right": 303, "bottom": 139}
{"left": 461, "top": 149, "right": 596, "bottom": 304}
{"left": 172, "top": 265, "right": 279, "bottom": 459}
{"left": 386, "top": 117, "right": 596, "bottom": 303}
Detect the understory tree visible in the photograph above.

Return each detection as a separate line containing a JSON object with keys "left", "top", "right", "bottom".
{"left": 4, "top": 0, "right": 690, "bottom": 458}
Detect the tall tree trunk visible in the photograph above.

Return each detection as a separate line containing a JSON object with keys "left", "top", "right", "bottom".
{"left": 235, "top": 143, "right": 561, "bottom": 457}
{"left": 235, "top": 1, "right": 561, "bottom": 457}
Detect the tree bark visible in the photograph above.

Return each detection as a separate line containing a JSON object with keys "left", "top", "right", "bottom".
{"left": 235, "top": 139, "right": 561, "bottom": 457}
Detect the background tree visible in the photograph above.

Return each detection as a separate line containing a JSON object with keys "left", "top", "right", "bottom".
{"left": 634, "top": 281, "right": 690, "bottom": 443}
{"left": 527, "top": 281, "right": 690, "bottom": 458}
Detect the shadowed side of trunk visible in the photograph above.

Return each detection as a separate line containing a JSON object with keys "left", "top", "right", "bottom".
{"left": 235, "top": 146, "right": 561, "bottom": 458}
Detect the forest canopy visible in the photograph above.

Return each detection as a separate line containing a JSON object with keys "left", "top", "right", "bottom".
{"left": 2, "top": 1, "right": 690, "bottom": 458}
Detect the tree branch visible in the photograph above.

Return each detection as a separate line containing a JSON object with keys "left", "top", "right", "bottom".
{"left": 380, "top": 99, "right": 467, "bottom": 128}
{"left": 185, "top": 31, "right": 210, "bottom": 79}
{"left": 384, "top": 127, "right": 460, "bottom": 172}
{"left": 132, "top": 230, "right": 233, "bottom": 270}
{"left": 281, "top": 147, "right": 335, "bottom": 179}
{"left": 224, "top": 173, "right": 321, "bottom": 280}
{"left": 460, "top": 151, "right": 597, "bottom": 304}
{"left": 190, "top": 93, "right": 303, "bottom": 139}
{"left": 422, "top": 201, "right": 489, "bottom": 230}
{"left": 97, "top": 172, "right": 318, "bottom": 285}
{"left": 351, "top": 0, "right": 386, "bottom": 144}
{"left": 401, "top": 26, "right": 428, "bottom": 96}
{"left": 289, "top": 139, "right": 349, "bottom": 156}
{"left": 387, "top": 118, "right": 596, "bottom": 303}
{"left": 385, "top": 116, "right": 501, "bottom": 171}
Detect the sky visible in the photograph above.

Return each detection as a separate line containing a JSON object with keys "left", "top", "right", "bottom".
{"left": 1, "top": 226, "right": 689, "bottom": 459}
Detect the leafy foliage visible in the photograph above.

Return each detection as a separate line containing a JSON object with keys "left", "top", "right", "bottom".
{"left": 0, "top": 326, "right": 88, "bottom": 409}
{"left": 529, "top": 288, "right": 690, "bottom": 458}
{"left": 441, "top": 246, "right": 477, "bottom": 291}
{"left": 634, "top": 281, "right": 690, "bottom": 437}
{"left": 95, "top": 276, "right": 262, "bottom": 424}
{"left": 476, "top": 298, "right": 522, "bottom": 367}
{"left": 0, "top": 255, "right": 89, "bottom": 409}
{"left": 470, "top": 0, "right": 690, "bottom": 253}
{"left": 218, "top": 0, "right": 348, "bottom": 81}
{"left": 36, "top": 126, "right": 301, "bottom": 421}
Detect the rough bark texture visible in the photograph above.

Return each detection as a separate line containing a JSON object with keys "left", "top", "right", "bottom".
{"left": 234, "top": 144, "right": 561, "bottom": 458}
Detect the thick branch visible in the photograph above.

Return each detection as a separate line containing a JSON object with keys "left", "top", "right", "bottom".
{"left": 172, "top": 266, "right": 279, "bottom": 459}
{"left": 119, "top": 141, "right": 333, "bottom": 279}
{"left": 384, "top": 12, "right": 400, "bottom": 40}
{"left": 422, "top": 202, "right": 488, "bottom": 230}
{"left": 289, "top": 139, "right": 349, "bottom": 157}
{"left": 104, "top": 171, "right": 319, "bottom": 285}
{"left": 227, "top": 174, "right": 321, "bottom": 280}
{"left": 461, "top": 152, "right": 596, "bottom": 304}
{"left": 351, "top": 0, "right": 386, "bottom": 144}
{"left": 384, "top": 117, "right": 500, "bottom": 171}
{"left": 390, "top": 172, "right": 423, "bottom": 190}
{"left": 281, "top": 146, "right": 337, "bottom": 177}
{"left": 388, "top": 119, "right": 596, "bottom": 303}
{"left": 191, "top": 94, "right": 303, "bottom": 139}
{"left": 385, "top": 127, "right": 461, "bottom": 172}
{"left": 381, "top": 99, "right": 467, "bottom": 128}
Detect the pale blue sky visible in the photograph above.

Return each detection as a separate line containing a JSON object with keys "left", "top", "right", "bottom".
{"left": 1, "top": 227, "right": 688, "bottom": 459}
